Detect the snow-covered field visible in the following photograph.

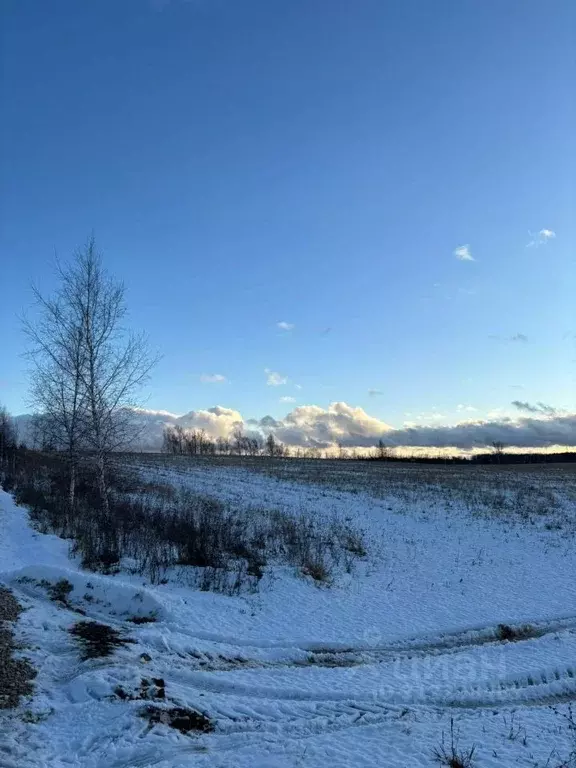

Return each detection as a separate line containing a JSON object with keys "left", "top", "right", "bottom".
{"left": 1, "top": 459, "right": 576, "bottom": 767}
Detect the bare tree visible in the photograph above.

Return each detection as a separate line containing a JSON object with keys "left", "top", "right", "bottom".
{"left": 265, "top": 433, "right": 276, "bottom": 457}
{"left": 376, "top": 439, "right": 389, "bottom": 461}
{"left": 71, "top": 241, "right": 157, "bottom": 511}
{"left": 24, "top": 238, "right": 157, "bottom": 512}
{"left": 216, "top": 436, "right": 230, "bottom": 455}
{"left": 232, "top": 426, "right": 245, "bottom": 455}
{"left": 492, "top": 441, "right": 505, "bottom": 463}
{"left": 0, "top": 405, "right": 17, "bottom": 466}
{"left": 23, "top": 263, "right": 89, "bottom": 508}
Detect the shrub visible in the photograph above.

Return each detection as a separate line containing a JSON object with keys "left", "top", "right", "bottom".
{"left": 45, "top": 579, "right": 73, "bottom": 606}
{"left": 433, "top": 718, "right": 476, "bottom": 767}
{"left": 496, "top": 623, "right": 537, "bottom": 642}
{"left": 7, "top": 452, "right": 366, "bottom": 594}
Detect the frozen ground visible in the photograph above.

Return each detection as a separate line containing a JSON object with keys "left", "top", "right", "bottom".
{"left": 1, "top": 460, "right": 576, "bottom": 767}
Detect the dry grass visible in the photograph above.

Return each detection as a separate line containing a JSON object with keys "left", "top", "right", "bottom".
{"left": 69, "top": 621, "right": 134, "bottom": 660}
{"left": 125, "top": 454, "right": 576, "bottom": 532}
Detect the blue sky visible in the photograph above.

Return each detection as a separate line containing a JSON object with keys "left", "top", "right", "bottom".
{"left": 1, "top": 0, "right": 574, "bottom": 430}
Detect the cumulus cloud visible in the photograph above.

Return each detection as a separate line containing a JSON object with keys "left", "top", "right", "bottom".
{"left": 265, "top": 369, "right": 287, "bottom": 386}
{"left": 127, "top": 401, "right": 576, "bottom": 452}
{"left": 131, "top": 407, "right": 183, "bottom": 418}
{"left": 126, "top": 406, "right": 243, "bottom": 450}
{"left": 277, "top": 321, "right": 295, "bottom": 331}
{"left": 527, "top": 228, "right": 556, "bottom": 247}
{"left": 200, "top": 373, "right": 227, "bottom": 383}
{"left": 385, "top": 412, "right": 575, "bottom": 450}
{"left": 265, "top": 403, "right": 394, "bottom": 449}
{"left": 181, "top": 406, "right": 240, "bottom": 433}
{"left": 247, "top": 402, "right": 575, "bottom": 450}
{"left": 454, "top": 244, "right": 474, "bottom": 262}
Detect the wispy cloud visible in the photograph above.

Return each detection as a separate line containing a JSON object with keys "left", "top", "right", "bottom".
{"left": 457, "top": 404, "right": 477, "bottom": 413}
{"left": 527, "top": 228, "right": 556, "bottom": 247}
{"left": 280, "top": 396, "right": 296, "bottom": 403}
{"left": 277, "top": 321, "right": 295, "bottom": 331}
{"left": 512, "top": 400, "right": 557, "bottom": 415}
{"left": 200, "top": 373, "right": 227, "bottom": 383}
{"left": 489, "top": 333, "right": 529, "bottom": 343}
{"left": 454, "top": 244, "right": 474, "bottom": 262}
{"left": 368, "top": 389, "right": 383, "bottom": 397}
{"left": 265, "top": 369, "right": 287, "bottom": 386}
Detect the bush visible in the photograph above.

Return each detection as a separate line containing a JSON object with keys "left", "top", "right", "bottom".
{"left": 433, "top": 718, "right": 476, "bottom": 767}
{"left": 496, "top": 623, "right": 537, "bottom": 642}
{"left": 7, "top": 452, "right": 366, "bottom": 594}
{"left": 45, "top": 579, "right": 73, "bottom": 605}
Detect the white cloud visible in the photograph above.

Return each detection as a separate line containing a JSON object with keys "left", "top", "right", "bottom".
{"left": 295, "top": 384, "right": 303, "bottom": 390}
{"left": 265, "top": 402, "right": 393, "bottom": 448}
{"left": 277, "top": 321, "right": 295, "bottom": 331}
{"left": 123, "top": 405, "right": 243, "bottom": 450}
{"left": 414, "top": 411, "right": 445, "bottom": 422}
{"left": 454, "top": 244, "right": 474, "bottom": 262}
{"left": 457, "top": 404, "right": 477, "bottom": 412}
{"left": 121, "top": 401, "right": 576, "bottom": 452}
{"left": 200, "top": 373, "right": 227, "bottom": 383}
{"left": 265, "top": 369, "right": 287, "bottom": 386}
{"left": 258, "top": 402, "right": 576, "bottom": 450}
{"left": 178, "top": 406, "right": 243, "bottom": 437}
{"left": 527, "top": 228, "right": 556, "bottom": 247}
{"left": 131, "top": 407, "right": 183, "bottom": 418}
{"left": 280, "top": 396, "right": 296, "bottom": 403}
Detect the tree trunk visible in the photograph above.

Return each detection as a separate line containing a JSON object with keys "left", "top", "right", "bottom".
{"left": 68, "top": 463, "right": 76, "bottom": 510}
{"left": 96, "top": 454, "right": 110, "bottom": 515}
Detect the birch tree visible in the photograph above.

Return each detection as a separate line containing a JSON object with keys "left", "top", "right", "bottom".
{"left": 24, "top": 266, "right": 88, "bottom": 508}
{"left": 69, "top": 240, "right": 156, "bottom": 511}
{"left": 24, "top": 238, "right": 157, "bottom": 511}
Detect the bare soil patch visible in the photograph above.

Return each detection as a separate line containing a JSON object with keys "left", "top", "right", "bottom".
{"left": 0, "top": 586, "right": 36, "bottom": 709}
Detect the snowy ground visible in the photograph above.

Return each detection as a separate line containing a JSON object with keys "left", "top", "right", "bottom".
{"left": 1, "top": 460, "right": 576, "bottom": 767}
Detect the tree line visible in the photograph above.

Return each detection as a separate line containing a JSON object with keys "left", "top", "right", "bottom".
{"left": 162, "top": 425, "right": 288, "bottom": 457}
{"left": 162, "top": 430, "right": 576, "bottom": 464}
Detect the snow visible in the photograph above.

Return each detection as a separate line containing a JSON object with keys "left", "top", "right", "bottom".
{"left": 1, "top": 464, "right": 575, "bottom": 768}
